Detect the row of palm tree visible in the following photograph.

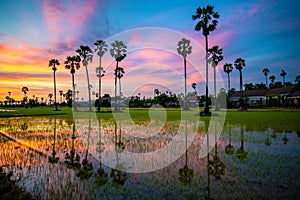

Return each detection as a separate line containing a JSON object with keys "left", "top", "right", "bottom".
{"left": 48, "top": 40, "right": 127, "bottom": 112}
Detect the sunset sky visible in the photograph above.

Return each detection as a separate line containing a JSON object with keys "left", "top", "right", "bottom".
{"left": 0, "top": 0, "right": 299, "bottom": 101}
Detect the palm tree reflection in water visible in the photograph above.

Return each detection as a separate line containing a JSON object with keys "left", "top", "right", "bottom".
{"left": 178, "top": 120, "right": 194, "bottom": 185}
{"left": 110, "top": 120, "right": 127, "bottom": 185}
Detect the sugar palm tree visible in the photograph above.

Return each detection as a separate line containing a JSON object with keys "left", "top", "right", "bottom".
{"left": 59, "top": 90, "right": 63, "bottom": 103}
{"left": 115, "top": 67, "right": 125, "bottom": 107}
{"left": 94, "top": 40, "right": 108, "bottom": 112}
{"left": 192, "top": 83, "right": 197, "bottom": 94}
{"left": 48, "top": 93, "right": 53, "bottom": 105}
{"left": 262, "top": 68, "right": 270, "bottom": 88}
{"left": 49, "top": 59, "right": 60, "bottom": 111}
{"left": 269, "top": 75, "right": 276, "bottom": 84}
{"left": 76, "top": 46, "right": 93, "bottom": 111}
{"left": 192, "top": 5, "right": 220, "bottom": 115}
{"left": 280, "top": 69, "right": 287, "bottom": 86}
{"left": 64, "top": 55, "right": 81, "bottom": 111}
{"left": 234, "top": 57, "right": 246, "bottom": 109}
{"left": 21, "top": 86, "right": 29, "bottom": 104}
{"left": 177, "top": 38, "right": 193, "bottom": 110}
{"left": 110, "top": 40, "right": 127, "bottom": 111}
{"left": 208, "top": 45, "right": 223, "bottom": 111}
{"left": 223, "top": 63, "right": 233, "bottom": 93}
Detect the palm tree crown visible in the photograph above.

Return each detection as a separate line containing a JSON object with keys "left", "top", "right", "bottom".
{"left": 64, "top": 56, "right": 81, "bottom": 74}
{"left": 22, "top": 86, "right": 29, "bottom": 95}
{"left": 262, "top": 68, "right": 270, "bottom": 77}
{"left": 94, "top": 40, "right": 108, "bottom": 58}
{"left": 208, "top": 46, "right": 223, "bottom": 68}
{"left": 192, "top": 5, "right": 220, "bottom": 36}
{"left": 223, "top": 63, "right": 233, "bottom": 74}
{"left": 234, "top": 58, "right": 246, "bottom": 71}
{"left": 110, "top": 40, "right": 127, "bottom": 62}
{"left": 280, "top": 69, "right": 287, "bottom": 85}
{"left": 177, "top": 38, "right": 192, "bottom": 58}
{"left": 49, "top": 59, "right": 60, "bottom": 71}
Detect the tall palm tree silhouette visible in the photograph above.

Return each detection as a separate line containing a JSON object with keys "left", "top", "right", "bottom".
{"left": 49, "top": 59, "right": 60, "bottom": 111}
{"left": 280, "top": 69, "right": 287, "bottom": 86}
{"left": 177, "top": 38, "right": 192, "bottom": 110}
{"left": 64, "top": 55, "right": 81, "bottom": 111}
{"left": 193, "top": 5, "right": 220, "bottom": 116}
{"left": 223, "top": 63, "right": 233, "bottom": 93}
{"left": 94, "top": 40, "right": 108, "bottom": 112}
{"left": 110, "top": 40, "right": 127, "bottom": 111}
{"left": 76, "top": 46, "right": 93, "bottom": 111}
{"left": 234, "top": 57, "right": 246, "bottom": 109}
{"left": 208, "top": 45, "right": 223, "bottom": 111}
{"left": 262, "top": 68, "right": 270, "bottom": 88}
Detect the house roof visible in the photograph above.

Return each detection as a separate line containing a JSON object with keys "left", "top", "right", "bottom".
{"left": 231, "top": 89, "right": 268, "bottom": 97}
{"left": 290, "top": 90, "right": 300, "bottom": 97}
{"left": 266, "top": 86, "right": 295, "bottom": 96}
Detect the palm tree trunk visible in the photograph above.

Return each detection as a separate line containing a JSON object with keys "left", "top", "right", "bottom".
{"left": 114, "top": 61, "right": 119, "bottom": 111}
{"left": 204, "top": 35, "right": 210, "bottom": 115}
{"left": 85, "top": 65, "right": 92, "bottom": 111}
{"left": 119, "top": 77, "right": 122, "bottom": 108}
{"left": 265, "top": 75, "right": 268, "bottom": 88}
{"left": 97, "top": 57, "right": 102, "bottom": 112}
{"left": 72, "top": 73, "right": 77, "bottom": 111}
{"left": 184, "top": 58, "right": 187, "bottom": 110}
{"left": 214, "top": 66, "right": 218, "bottom": 111}
{"left": 228, "top": 73, "right": 231, "bottom": 94}
{"left": 239, "top": 70, "right": 244, "bottom": 108}
{"left": 53, "top": 71, "right": 58, "bottom": 111}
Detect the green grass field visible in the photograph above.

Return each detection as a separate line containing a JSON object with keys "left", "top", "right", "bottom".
{"left": 1, "top": 107, "right": 299, "bottom": 131}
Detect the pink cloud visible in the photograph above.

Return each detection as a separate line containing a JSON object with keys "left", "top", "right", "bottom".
{"left": 43, "top": 0, "right": 97, "bottom": 48}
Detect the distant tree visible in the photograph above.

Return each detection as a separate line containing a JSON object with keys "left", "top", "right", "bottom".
{"left": 193, "top": 5, "right": 219, "bottom": 115}
{"left": 234, "top": 57, "right": 246, "bottom": 109}
{"left": 94, "top": 40, "right": 108, "bottom": 112}
{"left": 110, "top": 40, "right": 127, "bottom": 111}
{"left": 192, "top": 83, "right": 197, "bottom": 94}
{"left": 208, "top": 45, "right": 223, "bottom": 111}
{"left": 59, "top": 90, "right": 63, "bottom": 103}
{"left": 295, "top": 75, "right": 300, "bottom": 85}
{"left": 177, "top": 38, "right": 193, "bottom": 110}
{"left": 223, "top": 63, "right": 233, "bottom": 93}
{"left": 269, "top": 75, "right": 276, "bottom": 86}
{"left": 48, "top": 93, "right": 53, "bottom": 105}
{"left": 244, "top": 83, "right": 255, "bottom": 91}
{"left": 49, "top": 59, "right": 60, "bottom": 111}
{"left": 65, "top": 89, "right": 73, "bottom": 107}
{"left": 262, "top": 68, "right": 270, "bottom": 88}
{"left": 76, "top": 46, "right": 93, "bottom": 111}
{"left": 64, "top": 55, "right": 81, "bottom": 110}
{"left": 280, "top": 69, "right": 287, "bottom": 86}
{"left": 272, "top": 81, "right": 283, "bottom": 89}
{"left": 21, "top": 86, "right": 29, "bottom": 104}
{"left": 254, "top": 83, "right": 267, "bottom": 90}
